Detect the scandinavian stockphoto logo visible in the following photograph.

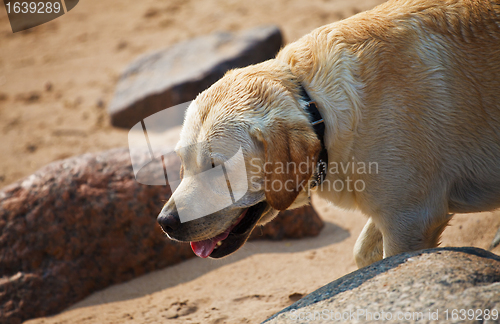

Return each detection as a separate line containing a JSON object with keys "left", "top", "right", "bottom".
{"left": 128, "top": 103, "right": 379, "bottom": 224}
{"left": 3, "top": 0, "right": 79, "bottom": 33}
{"left": 128, "top": 102, "right": 249, "bottom": 224}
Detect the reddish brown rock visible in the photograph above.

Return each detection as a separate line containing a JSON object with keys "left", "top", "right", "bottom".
{"left": 250, "top": 205, "right": 324, "bottom": 241}
{"left": 0, "top": 148, "right": 193, "bottom": 323}
{"left": 0, "top": 148, "right": 323, "bottom": 323}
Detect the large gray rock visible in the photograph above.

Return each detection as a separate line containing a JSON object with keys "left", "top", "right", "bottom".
{"left": 264, "top": 247, "right": 500, "bottom": 324}
{"left": 0, "top": 147, "right": 322, "bottom": 323}
{"left": 108, "top": 25, "right": 283, "bottom": 128}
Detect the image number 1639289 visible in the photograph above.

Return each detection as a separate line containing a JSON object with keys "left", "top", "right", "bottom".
{"left": 3, "top": 0, "right": 79, "bottom": 32}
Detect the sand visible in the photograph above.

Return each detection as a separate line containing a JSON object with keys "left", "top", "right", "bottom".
{"left": 1, "top": 0, "right": 499, "bottom": 323}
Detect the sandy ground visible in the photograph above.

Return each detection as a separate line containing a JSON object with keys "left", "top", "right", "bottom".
{"left": 22, "top": 203, "right": 500, "bottom": 324}
{"left": 1, "top": 0, "right": 499, "bottom": 323}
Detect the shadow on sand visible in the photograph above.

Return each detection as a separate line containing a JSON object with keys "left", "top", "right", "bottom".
{"left": 67, "top": 220, "right": 349, "bottom": 309}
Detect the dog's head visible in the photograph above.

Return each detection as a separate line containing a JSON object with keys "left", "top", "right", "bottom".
{"left": 158, "top": 60, "right": 321, "bottom": 258}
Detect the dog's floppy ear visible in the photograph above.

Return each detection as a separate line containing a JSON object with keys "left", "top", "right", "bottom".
{"left": 252, "top": 121, "right": 321, "bottom": 210}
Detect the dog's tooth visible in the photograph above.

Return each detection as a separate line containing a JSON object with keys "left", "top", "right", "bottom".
{"left": 216, "top": 241, "right": 222, "bottom": 247}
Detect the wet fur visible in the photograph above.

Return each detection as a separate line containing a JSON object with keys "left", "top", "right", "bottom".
{"left": 163, "top": 0, "right": 500, "bottom": 265}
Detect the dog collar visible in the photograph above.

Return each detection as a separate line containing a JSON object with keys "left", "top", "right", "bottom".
{"left": 300, "top": 87, "right": 328, "bottom": 188}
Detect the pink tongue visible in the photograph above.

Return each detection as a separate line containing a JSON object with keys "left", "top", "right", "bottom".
{"left": 190, "top": 231, "right": 230, "bottom": 258}
{"left": 190, "top": 209, "right": 248, "bottom": 258}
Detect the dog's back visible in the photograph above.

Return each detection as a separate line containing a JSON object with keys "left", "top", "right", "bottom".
{"left": 279, "top": 0, "right": 500, "bottom": 215}
{"left": 276, "top": 0, "right": 500, "bottom": 261}
{"left": 361, "top": 0, "right": 500, "bottom": 214}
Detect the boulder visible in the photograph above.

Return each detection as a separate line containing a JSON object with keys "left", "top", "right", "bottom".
{"left": 108, "top": 25, "right": 283, "bottom": 128}
{"left": 0, "top": 148, "right": 189, "bottom": 323}
{"left": 264, "top": 247, "right": 500, "bottom": 324}
{"left": 0, "top": 147, "right": 323, "bottom": 323}
{"left": 250, "top": 205, "right": 324, "bottom": 241}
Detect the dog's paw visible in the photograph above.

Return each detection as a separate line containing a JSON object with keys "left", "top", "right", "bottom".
{"left": 489, "top": 226, "right": 500, "bottom": 251}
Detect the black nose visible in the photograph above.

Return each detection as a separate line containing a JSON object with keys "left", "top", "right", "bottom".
{"left": 157, "top": 210, "right": 181, "bottom": 232}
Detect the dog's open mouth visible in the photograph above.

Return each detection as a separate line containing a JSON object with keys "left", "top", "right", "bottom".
{"left": 190, "top": 201, "right": 268, "bottom": 259}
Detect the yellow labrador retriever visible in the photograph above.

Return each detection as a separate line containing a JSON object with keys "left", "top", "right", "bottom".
{"left": 158, "top": 0, "right": 500, "bottom": 267}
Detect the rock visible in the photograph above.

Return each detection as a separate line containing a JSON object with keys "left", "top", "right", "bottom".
{"left": 263, "top": 247, "right": 500, "bottom": 324}
{"left": 250, "top": 205, "right": 324, "bottom": 241}
{"left": 108, "top": 25, "right": 283, "bottom": 128}
{"left": 0, "top": 148, "right": 191, "bottom": 324}
{"left": 0, "top": 147, "right": 322, "bottom": 323}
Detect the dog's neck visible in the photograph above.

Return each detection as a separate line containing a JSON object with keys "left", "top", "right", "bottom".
{"left": 300, "top": 86, "right": 328, "bottom": 187}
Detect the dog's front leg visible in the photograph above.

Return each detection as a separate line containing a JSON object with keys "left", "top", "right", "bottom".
{"left": 379, "top": 212, "right": 454, "bottom": 259}
{"left": 353, "top": 217, "right": 383, "bottom": 268}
